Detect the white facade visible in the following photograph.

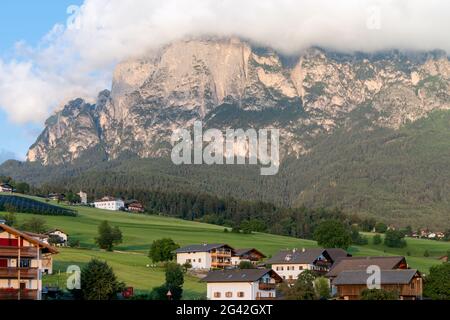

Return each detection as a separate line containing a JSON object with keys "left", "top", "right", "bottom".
{"left": 272, "top": 263, "right": 313, "bottom": 281}
{"left": 0, "top": 185, "right": 13, "bottom": 193}
{"left": 48, "top": 230, "right": 68, "bottom": 242}
{"left": 78, "top": 191, "right": 88, "bottom": 205}
{"left": 94, "top": 199, "right": 125, "bottom": 211}
{"left": 207, "top": 274, "right": 277, "bottom": 301}
{"left": 177, "top": 252, "right": 211, "bottom": 269}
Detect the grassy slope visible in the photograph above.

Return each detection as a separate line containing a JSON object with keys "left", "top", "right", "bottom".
{"left": 1, "top": 194, "right": 448, "bottom": 297}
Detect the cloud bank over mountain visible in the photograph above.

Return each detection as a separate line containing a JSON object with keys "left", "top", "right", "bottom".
{"left": 0, "top": 0, "right": 449, "bottom": 124}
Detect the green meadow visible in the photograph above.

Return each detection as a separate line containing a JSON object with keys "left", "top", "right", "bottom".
{"left": 1, "top": 194, "right": 448, "bottom": 298}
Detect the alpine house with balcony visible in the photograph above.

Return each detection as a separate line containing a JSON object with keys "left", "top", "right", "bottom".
{"left": 202, "top": 269, "right": 282, "bottom": 300}
{"left": 0, "top": 224, "right": 58, "bottom": 300}
{"left": 175, "top": 244, "right": 235, "bottom": 270}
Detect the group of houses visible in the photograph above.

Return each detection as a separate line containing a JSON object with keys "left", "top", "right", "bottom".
{"left": 411, "top": 229, "right": 446, "bottom": 240}
{"left": 93, "top": 196, "right": 145, "bottom": 213}
{"left": 45, "top": 192, "right": 145, "bottom": 214}
{"left": 175, "top": 243, "right": 424, "bottom": 301}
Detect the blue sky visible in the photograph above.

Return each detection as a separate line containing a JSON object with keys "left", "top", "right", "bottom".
{"left": 0, "top": 0, "right": 82, "bottom": 162}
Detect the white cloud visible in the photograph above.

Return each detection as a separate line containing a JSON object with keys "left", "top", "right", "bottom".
{"left": 0, "top": 0, "right": 449, "bottom": 124}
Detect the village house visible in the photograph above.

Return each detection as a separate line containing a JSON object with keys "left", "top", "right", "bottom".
{"left": 231, "top": 248, "right": 266, "bottom": 266}
{"left": 265, "top": 248, "right": 350, "bottom": 282}
{"left": 48, "top": 193, "right": 64, "bottom": 202}
{"left": 0, "top": 224, "right": 58, "bottom": 300}
{"left": 45, "top": 229, "right": 69, "bottom": 247}
{"left": 0, "top": 183, "right": 13, "bottom": 193}
{"left": 93, "top": 196, "right": 125, "bottom": 211}
{"left": 202, "top": 269, "right": 282, "bottom": 300}
{"left": 333, "top": 269, "right": 423, "bottom": 300}
{"left": 77, "top": 191, "right": 88, "bottom": 205}
{"left": 175, "top": 244, "right": 235, "bottom": 270}
{"left": 326, "top": 256, "right": 408, "bottom": 281}
{"left": 125, "top": 200, "right": 145, "bottom": 213}
{"left": 326, "top": 256, "right": 409, "bottom": 296}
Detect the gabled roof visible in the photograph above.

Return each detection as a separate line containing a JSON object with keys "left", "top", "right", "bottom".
{"left": 325, "top": 248, "right": 352, "bottom": 262}
{"left": 0, "top": 224, "right": 58, "bottom": 254}
{"left": 46, "top": 229, "right": 68, "bottom": 236}
{"left": 327, "top": 256, "right": 407, "bottom": 278}
{"left": 234, "top": 248, "right": 266, "bottom": 258}
{"left": 333, "top": 269, "right": 419, "bottom": 285}
{"left": 265, "top": 248, "right": 327, "bottom": 265}
{"left": 202, "top": 269, "right": 282, "bottom": 283}
{"left": 175, "top": 244, "right": 235, "bottom": 254}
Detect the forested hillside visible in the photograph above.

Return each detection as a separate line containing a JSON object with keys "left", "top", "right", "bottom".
{"left": 2, "top": 110, "right": 450, "bottom": 229}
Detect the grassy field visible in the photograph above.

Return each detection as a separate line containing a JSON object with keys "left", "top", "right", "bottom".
{"left": 1, "top": 194, "right": 448, "bottom": 298}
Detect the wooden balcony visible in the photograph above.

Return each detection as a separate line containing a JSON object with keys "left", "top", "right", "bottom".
{"left": 0, "top": 289, "right": 38, "bottom": 300}
{"left": 0, "top": 268, "right": 39, "bottom": 279}
{"left": 259, "top": 282, "right": 276, "bottom": 291}
{"left": 0, "top": 246, "right": 39, "bottom": 258}
{"left": 211, "top": 251, "right": 232, "bottom": 258}
{"left": 211, "top": 261, "right": 232, "bottom": 268}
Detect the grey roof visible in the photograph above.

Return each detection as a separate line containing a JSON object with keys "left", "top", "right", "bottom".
{"left": 265, "top": 248, "right": 326, "bottom": 265}
{"left": 326, "top": 248, "right": 352, "bottom": 262}
{"left": 327, "top": 256, "right": 407, "bottom": 278}
{"left": 333, "top": 269, "right": 419, "bottom": 285}
{"left": 202, "top": 269, "right": 281, "bottom": 283}
{"left": 175, "top": 244, "right": 233, "bottom": 254}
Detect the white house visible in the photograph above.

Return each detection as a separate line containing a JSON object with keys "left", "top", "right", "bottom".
{"left": 203, "top": 269, "right": 282, "bottom": 300}
{"left": 93, "top": 197, "right": 125, "bottom": 211}
{"left": 77, "top": 191, "right": 88, "bottom": 205}
{"left": 46, "top": 229, "right": 69, "bottom": 247}
{"left": 175, "top": 244, "right": 235, "bottom": 270}
{"left": 231, "top": 248, "right": 266, "bottom": 266}
{"left": 265, "top": 248, "right": 350, "bottom": 282}
{"left": 0, "top": 183, "right": 13, "bottom": 193}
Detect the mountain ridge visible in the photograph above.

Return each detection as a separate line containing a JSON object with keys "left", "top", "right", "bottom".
{"left": 26, "top": 38, "right": 450, "bottom": 165}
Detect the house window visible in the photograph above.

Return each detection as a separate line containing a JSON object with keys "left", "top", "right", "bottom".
{"left": 289, "top": 275, "right": 293, "bottom": 280}
{"left": 214, "top": 292, "right": 221, "bottom": 298}
{"left": 20, "top": 259, "right": 31, "bottom": 268}
{"left": 226, "top": 292, "right": 233, "bottom": 298}
{"left": 299, "top": 266, "right": 303, "bottom": 270}
{"left": 198, "top": 259, "right": 202, "bottom": 263}
{"left": 237, "top": 292, "right": 245, "bottom": 298}
{"left": 411, "top": 281, "right": 415, "bottom": 289}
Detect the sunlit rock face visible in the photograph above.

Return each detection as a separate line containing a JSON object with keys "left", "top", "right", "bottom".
{"left": 27, "top": 38, "right": 450, "bottom": 165}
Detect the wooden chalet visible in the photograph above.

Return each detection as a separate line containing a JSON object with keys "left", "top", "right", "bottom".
{"left": 0, "top": 224, "right": 58, "bottom": 300}
{"left": 333, "top": 269, "right": 423, "bottom": 300}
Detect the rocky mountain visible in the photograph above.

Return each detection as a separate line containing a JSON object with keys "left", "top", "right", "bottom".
{"left": 6, "top": 37, "right": 450, "bottom": 228}
{"left": 27, "top": 38, "right": 450, "bottom": 165}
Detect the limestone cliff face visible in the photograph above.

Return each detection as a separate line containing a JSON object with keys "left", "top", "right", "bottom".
{"left": 27, "top": 38, "right": 450, "bottom": 165}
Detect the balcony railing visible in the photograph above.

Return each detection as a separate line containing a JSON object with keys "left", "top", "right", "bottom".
{"left": 0, "top": 289, "right": 38, "bottom": 300}
{"left": 211, "top": 251, "right": 232, "bottom": 257}
{"left": 0, "top": 246, "right": 39, "bottom": 258}
{"left": 0, "top": 268, "right": 39, "bottom": 279}
{"left": 211, "top": 261, "right": 232, "bottom": 268}
{"left": 259, "top": 282, "right": 276, "bottom": 291}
